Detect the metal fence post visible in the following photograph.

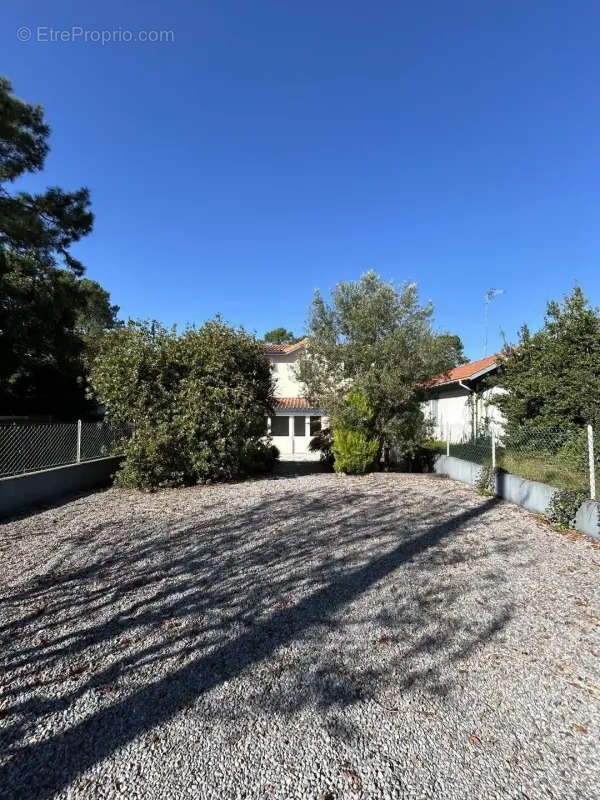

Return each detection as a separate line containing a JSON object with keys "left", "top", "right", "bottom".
{"left": 587, "top": 424, "right": 596, "bottom": 500}
{"left": 491, "top": 428, "right": 496, "bottom": 470}
{"left": 76, "top": 419, "right": 82, "bottom": 463}
{"left": 446, "top": 435, "right": 450, "bottom": 457}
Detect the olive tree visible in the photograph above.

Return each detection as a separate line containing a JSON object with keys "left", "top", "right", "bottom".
{"left": 297, "top": 271, "right": 457, "bottom": 466}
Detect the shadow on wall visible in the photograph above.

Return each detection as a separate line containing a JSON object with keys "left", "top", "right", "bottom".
{"left": 0, "top": 482, "right": 517, "bottom": 799}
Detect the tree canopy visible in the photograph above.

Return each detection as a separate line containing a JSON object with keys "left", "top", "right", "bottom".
{"left": 436, "top": 333, "right": 468, "bottom": 366}
{"left": 493, "top": 285, "right": 600, "bottom": 431}
{"left": 89, "top": 319, "right": 276, "bottom": 488}
{"left": 0, "top": 76, "right": 93, "bottom": 276}
{"left": 296, "top": 270, "right": 459, "bottom": 463}
{"left": 0, "top": 77, "right": 118, "bottom": 417}
{"left": 75, "top": 278, "right": 121, "bottom": 338}
{"left": 263, "top": 327, "right": 301, "bottom": 344}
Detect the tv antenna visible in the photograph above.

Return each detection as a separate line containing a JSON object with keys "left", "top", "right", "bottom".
{"left": 484, "top": 288, "right": 504, "bottom": 356}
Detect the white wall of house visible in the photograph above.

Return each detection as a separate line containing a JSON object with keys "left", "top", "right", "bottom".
{"left": 424, "top": 385, "right": 506, "bottom": 442}
{"left": 269, "top": 351, "right": 304, "bottom": 397}
{"left": 267, "top": 411, "right": 328, "bottom": 459}
{"left": 265, "top": 345, "right": 326, "bottom": 460}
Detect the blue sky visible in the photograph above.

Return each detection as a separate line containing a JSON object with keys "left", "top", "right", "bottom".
{"left": 4, "top": 0, "right": 600, "bottom": 359}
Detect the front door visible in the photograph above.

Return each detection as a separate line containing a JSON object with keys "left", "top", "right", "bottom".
{"left": 292, "top": 415, "right": 308, "bottom": 455}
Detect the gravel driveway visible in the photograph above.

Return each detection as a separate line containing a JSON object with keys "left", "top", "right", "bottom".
{"left": 0, "top": 472, "right": 599, "bottom": 800}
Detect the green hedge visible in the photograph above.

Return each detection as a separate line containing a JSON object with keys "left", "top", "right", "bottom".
{"left": 90, "top": 319, "right": 276, "bottom": 489}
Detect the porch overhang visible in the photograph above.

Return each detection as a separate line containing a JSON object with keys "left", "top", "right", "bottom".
{"left": 269, "top": 397, "right": 327, "bottom": 416}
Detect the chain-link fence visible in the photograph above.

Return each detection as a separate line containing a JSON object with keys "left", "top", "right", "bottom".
{"left": 448, "top": 433, "right": 492, "bottom": 466}
{"left": 0, "top": 421, "right": 127, "bottom": 478}
{"left": 444, "top": 423, "right": 598, "bottom": 497}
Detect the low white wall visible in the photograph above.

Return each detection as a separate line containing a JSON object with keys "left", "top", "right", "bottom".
{"left": 0, "top": 457, "right": 122, "bottom": 519}
{"left": 434, "top": 455, "right": 554, "bottom": 514}
{"left": 433, "top": 455, "right": 481, "bottom": 486}
{"left": 494, "top": 470, "right": 555, "bottom": 515}
{"left": 434, "top": 454, "right": 599, "bottom": 539}
{"left": 575, "top": 500, "right": 600, "bottom": 540}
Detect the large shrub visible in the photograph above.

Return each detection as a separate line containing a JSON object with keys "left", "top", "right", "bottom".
{"left": 333, "top": 428, "right": 379, "bottom": 474}
{"left": 89, "top": 319, "right": 275, "bottom": 488}
{"left": 331, "top": 390, "right": 379, "bottom": 474}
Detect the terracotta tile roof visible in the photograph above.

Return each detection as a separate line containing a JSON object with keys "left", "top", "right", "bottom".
{"left": 262, "top": 337, "right": 309, "bottom": 355}
{"left": 428, "top": 354, "right": 499, "bottom": 387}
{"left": 271, "top": 397, "right": 310, "bottom": 409}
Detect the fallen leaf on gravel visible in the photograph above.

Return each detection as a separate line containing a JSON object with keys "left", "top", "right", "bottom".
{"left": 379, "top": 634, "right": 389, "bottom": 646}
{"left": 341, "top": 762, "right": 362, "bottom": 792}
{"left": 568, "top": 681, "right": 600, "bottom": 699}
{"left": 161, "top": 619, "right": 184, "bottom": 630}
{"left": 469, "top": 735, "right": 482, "bottom": 745}
{"left": 572, "top": 724, "right": 587, "bottom": 734}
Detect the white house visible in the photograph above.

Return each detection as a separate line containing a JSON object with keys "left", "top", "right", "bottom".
{"left": 264, "top": 338, "right": 327, "bottom": 460}
{"left": 264, "top": 341, "right": 505, "bottom": 455}
{"left": 424, "top": 355, "right": 506, "bottom": 443}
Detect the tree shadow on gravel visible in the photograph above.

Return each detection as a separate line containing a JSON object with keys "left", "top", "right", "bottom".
{"left": 0, "top": 477, "right": 523, "bottom": 799}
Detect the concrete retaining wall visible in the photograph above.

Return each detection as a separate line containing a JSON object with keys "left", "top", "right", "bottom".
{"left": 433, "top": 455, "right": 481, "bottom": 487}
{"left": 494, "top": 470, "right": 555, "bottom": 516}
{"left": 434, "top": 454, "right": 599, "bottom": 539}
{"left": 0, "top": 457, "right": 122, "bottom": 519}
{"left": 575, "top": 499, "right": 600, "bottom": 540}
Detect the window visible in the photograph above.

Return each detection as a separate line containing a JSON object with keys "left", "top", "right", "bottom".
{"left": 294, "top": 416, "right": 305, "bottom": 436}
{"left": 310, "top": 416, "right": 321, "bottom": 435}
{"left": 270, "top": 416, "right": 289, "bottom": 436}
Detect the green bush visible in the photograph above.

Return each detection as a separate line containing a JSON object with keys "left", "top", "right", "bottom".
{"left": 333, "top": 428, "right": 379, "bottom": 474}
{"left": 308, "top": 426, "right": 334, "bottom": 469}
{"left": 331, "top": 390, "right": 379, "bottom": 474}
{"left": 240, "top": 442, "right": 280, "bottom": 475}
{"left": 115, "top": 420, "right": 195, "bottom": 489}
{"left": 475, "top": 465, "right": 496, "bottom": 496}
{"left": 90, "top": 319, "right": 274, "bottom": 489}
{"left": 547, "top": 488, "right": 588, "bottom": 528}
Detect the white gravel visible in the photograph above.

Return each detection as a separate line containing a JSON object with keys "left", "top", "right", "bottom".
{"left": 0, "top": 472, "right": 599, "bottom": 800}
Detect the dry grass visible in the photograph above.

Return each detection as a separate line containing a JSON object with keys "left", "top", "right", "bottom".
{"left": 425, "top": 441, "right": 594, "bottom": 492}
{"left": 497, "top": 452, "right": 589, "bottom": 491}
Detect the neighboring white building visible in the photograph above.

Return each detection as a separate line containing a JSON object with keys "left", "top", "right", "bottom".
{"left": 263, "top": 338, "right": 327, "bottom": 460}
{"left": 424, "top": 355, "right": 506, "bottom": 443}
